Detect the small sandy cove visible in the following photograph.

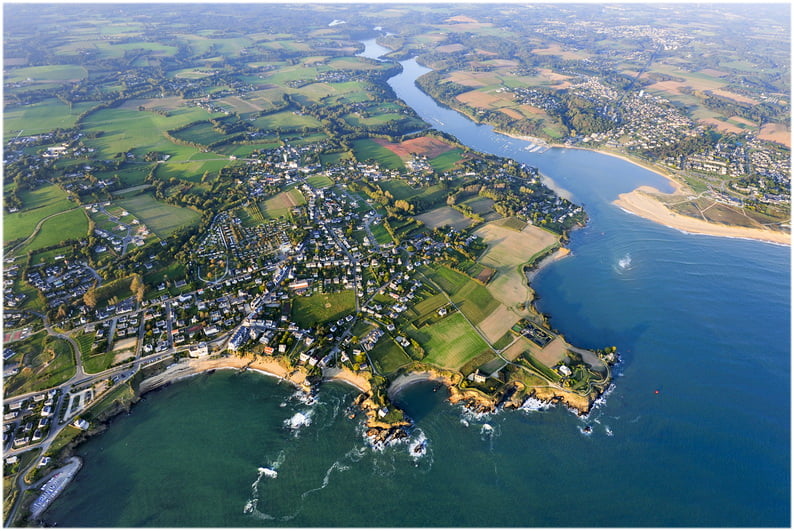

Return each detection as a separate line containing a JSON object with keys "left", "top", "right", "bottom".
{"left": 139, "top": 355, "right": 372, "bottom": 394}
{"left": 614, "top": 186, "right": 790, "bottom": 246}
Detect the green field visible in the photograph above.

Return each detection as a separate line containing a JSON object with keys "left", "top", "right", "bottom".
{"left": 3, "top": 184, "right": 75, "bottom": 245}
{"left": 83, "top": 350, "right": 116, "bottom": 374}
{"left": 17, "top": 208, "right": 89, "bottom": 253}
{"left": 95, "top": 165, "right": 153, "bottom": 188}
{"left": 115, "top": 194, "right": 201, "bottom": 237}
{"left": 306, "top": 175, "right": 334, "bottom": 188}
{"left": 81, "top": 106, "right": 220, "bottom": 160}
{"left": 369, "top": 222, "right": 394, "bottom": 245}
{"left": 451, "top": 279, "right": 500, "bottom": 324}
{"left": 369, "top": 337, "right": 412, "bottom": 375}
{"left": 260, "top": 188, "right": 306, "bottom": 219}
{"left": 426, "top": 265, "right": 499, "bottom": 324}
{"left": 4, "top": 99, "right": 99, "bottom": 137}
{"left": 156, "top": 158, "right": 231, "bottom": 183}
{"left": 379, "top": 179, "right": 418, "bottom": 200}
{"left": 411, "top": 312, "right": 490, "bottom": 370}
{"left": 291, "top": 290, "right": 356, "bottom": 328}
{"left": 4, "top": 333, "right": 76, "bottom": 396}
{"left": 429, "top": 148, "right": 465, "bottom": 172}
{"left": 351, "top": 139, "right": 405, "bottom": 169}
{"left": 427, "top": 265, "right": 470, "bottom": 295}
{"left": 170, "top": 121, "right": 232, "bottom": 146}
{"left": 5, "top": 64, "right": 87, "bottom": 84}
{"left": 252, "top": 110, "right": 323, "bottom": 132}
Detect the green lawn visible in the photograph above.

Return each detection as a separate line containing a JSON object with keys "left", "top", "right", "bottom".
{"left": 116, "top": 194, "right": 201, "bottom": 237}
{"left": 291, "top": 290, "right": 356, "bottom": 328}
{"left": 3, "top": 184, "right": 75, "bottom": 245}
{"left": 83, "top": 350, "right": 117, "bottom": 374}
{"left": 369, "top": 222, "right": 394, "bottom": 245}
{"left": 412, "top": 312, "right": 490, "bottom": 370}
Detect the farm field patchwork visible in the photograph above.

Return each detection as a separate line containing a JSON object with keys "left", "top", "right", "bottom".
{"left": 80, "top": 106, "right": 220, "bottom": 160}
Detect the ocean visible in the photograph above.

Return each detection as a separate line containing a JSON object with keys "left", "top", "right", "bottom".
{"left": 45, "top": 40, "right": 790, "bottom": 527}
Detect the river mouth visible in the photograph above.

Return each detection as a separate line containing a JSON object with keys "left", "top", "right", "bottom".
{"left": 42, "top": 34, "right": 791, "bottom": 529}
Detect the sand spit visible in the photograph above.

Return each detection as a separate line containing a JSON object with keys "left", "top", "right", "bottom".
{"left": 615, "top": 186, "right": 790, "bottom": 246}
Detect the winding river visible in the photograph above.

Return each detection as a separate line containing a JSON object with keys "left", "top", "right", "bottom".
{"left": 46, "top": 38, "right": 790, "bottom": 527}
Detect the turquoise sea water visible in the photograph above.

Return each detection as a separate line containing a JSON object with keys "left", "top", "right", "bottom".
{"left": 45, "top": 41, "right": 790, "bottom": 527}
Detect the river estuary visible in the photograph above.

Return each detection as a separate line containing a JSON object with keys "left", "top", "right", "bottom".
{"left": 45, "top": 38, "right": 790, "bottom": 527}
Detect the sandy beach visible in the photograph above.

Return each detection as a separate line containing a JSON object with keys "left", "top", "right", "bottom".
{"left": 321, "top": 367, "right": 371, "bottom": 393}
{"left": 139, "top": 355, "right": 379, "bottom": 396}
{"left": 139, "top": 355, "right": 313, "bottom": 394}
{"left": 387, "top": 371, "right": 453, "bottom": 398}
{"left": 499, "top": 127, "right": 788, "bottom": 246}
{"left": 615, "top": 186, "right": 790, "bottom": 246}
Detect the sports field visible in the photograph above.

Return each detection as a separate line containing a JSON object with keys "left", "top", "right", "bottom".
{"left": 116, "top": 194, "right": 201, "bottom": 237}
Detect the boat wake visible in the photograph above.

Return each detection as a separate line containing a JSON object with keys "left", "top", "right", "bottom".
{"left": 616, "top": 253, "right": 632, "bottom": 272}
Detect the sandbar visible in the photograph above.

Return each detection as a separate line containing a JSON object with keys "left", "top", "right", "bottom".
{"left": 615, "top": 186, "right": 790, "bottom": 246}
{"left": 500, "top": 129, "right": 789, "bottom": 246}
